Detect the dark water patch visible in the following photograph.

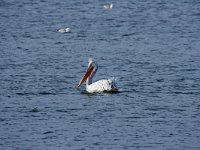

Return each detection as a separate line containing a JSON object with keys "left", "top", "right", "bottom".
{"left": 43, "top": 131, "right": 54, "bottom": 134}
{"left": 38, "top": 91, "right": 56, "bottom": 95}
{"left": 124, "top": 116, "right": 145, "bottom": 119}
{"left": 0, "top": 118, "right": 6, "bottom": 122}
{"left": 105, "top": 18, "right": 114, "bottom": 21}
{"left": 150, "top": 119, "right": 171, "bottom": 125}
{"left": 145, "top": 106, "right": 170, "bottom": 112}
{"left": 80, "top": 90, "right": 120, "bottom": 95}
{"left": 30, "top": 108, "right": 40, "bottom": 113}
{"left": 78, "top": 116, "right": 94, "bottom": 121}
{"left": 77, "top": 34, "right": 87, "bottom": 38}
{"left": 16, "top": 92, "right": 36, "bottom": 96}
{"left": 16, "top": 91, "right": 57, "bottom": 96}
{"left": 191, "top": 12, "right": 200, "bottom": 17}
{"left": 67, "top": 108, "right": 83, "bottom": 111}
{"left": 56, "top": 109, "right": 69, "bottom": 113}
{"left": 97, "top": 38, "right": 106, "bottom": 41}
{"left": 0, "top": 1, "right": 10, "bottom": 7}
{"left": 180, "top": 68, "right": 199, "bottom": 72}
{"left": 172, "top": 108, "right": 186, "bottom": 113}
{"left": 54, "top": 41, "right": 64, "bottom": 45}
{"left": 122, "top": 33, "right": 135, "bottom": 37}
{"left": 171, "top": 91, "right": 200, "bottom": 95}
{"left": 42, "top": 135, "right": 57, "bottom": 140}
{"left": 24, "top": 115, "right": 39, "bottom": 118}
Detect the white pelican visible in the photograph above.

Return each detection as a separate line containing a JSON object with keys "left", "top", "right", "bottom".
{"left": 78, "top": 58, "right": 118, "bottom": 93}
{"left": 57, "top": 28, "right": 70, "bottom": 33}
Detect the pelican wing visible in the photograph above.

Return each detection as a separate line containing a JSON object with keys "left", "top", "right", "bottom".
{"left": 86, "top": 79, "right": 117, "bottom": 93}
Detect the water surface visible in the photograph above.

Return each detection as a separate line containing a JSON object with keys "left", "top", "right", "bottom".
{"left": 0, "top": 0, "right": 200, "bottom": 149}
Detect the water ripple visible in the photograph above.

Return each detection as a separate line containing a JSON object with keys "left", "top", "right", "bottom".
{"left": 0, "top": 0, "right": 200, "bottom": 149}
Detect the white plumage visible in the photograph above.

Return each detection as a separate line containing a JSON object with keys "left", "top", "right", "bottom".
{"left": 78, "top": 58, "right": 118, "bottom": 93}
{"left": 86, "top": 79, "right": 117, "bottom": 93}
{"left": 57, "top": 27, "right": 70, "bottom": 33}
{"left": 103, "top": 4, "right": 113, "bottom": 9}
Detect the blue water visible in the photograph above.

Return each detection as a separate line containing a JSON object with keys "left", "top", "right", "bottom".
{"left": 0, "top": 0, "right": 200, "bottom": 149}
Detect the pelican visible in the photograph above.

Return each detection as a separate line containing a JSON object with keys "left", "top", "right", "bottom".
{"left": 78, "top": 58, "right": 118, "bottom": 93}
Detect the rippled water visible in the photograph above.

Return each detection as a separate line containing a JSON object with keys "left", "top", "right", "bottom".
{"left": 0, "top": 0, "right": 200, "bottom": 149}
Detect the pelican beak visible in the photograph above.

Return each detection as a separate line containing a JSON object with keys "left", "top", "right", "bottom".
{"left": 78, "top": 66, "right": 94, "bottom": 87}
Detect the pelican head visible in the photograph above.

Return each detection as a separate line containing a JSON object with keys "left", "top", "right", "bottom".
{"left": 88, "top": 58, "right": 96, "bottom": 68}
{"left": 78, "top": 58, "right": 97, "bottom": 87}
